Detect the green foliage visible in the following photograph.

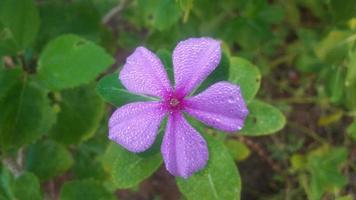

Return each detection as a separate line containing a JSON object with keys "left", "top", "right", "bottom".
{"left": 137, "top": 0, "right": 181, "bottom": 31}
{"left": 102, "top": 142, "right": 162, "bottom": 188}
{"left": 307, "top": 147, "right": 348, "bottom": 200}
{"left": 0, "top": 0, "right": 355, "bottom": 199}
{"left": 0, "top": 68, "right": 21, "bottom": 101}
{"left": 0, "top": 0, "right": 40, "bottom": 54}
{"left": 345, "top": 49, "right": 356, "bottom": 110}
{"left": 324, "top": 65, "right": 346, "bottom": 104}
{"left": 37, "top": 34, "right": 114, "bottom": 90}
{"left": 290, "top": 154, "right": 306, "bottom": 171}
{"left": 50, "top": 84, "right": 105, "bottom": 144}
{"left": 96, "top": 73, "right": 155, "bottom": 107}
{"left": 229, "top": 57, "right": 261, "bottom": 102}
{"left": 345, "top": 50, "right": 356, "bottom": 86}
{"left": 224, "top": 140, "right": 251, "bottom": 161}
{"left": 73, "top": 148, "right": 106, "bottom": 180}
{"left": 26, "top": 140, "right": 74, "bottom": 180}
{"left": 13, "top": 172, "right": 42, "bottom": 200}
{"left": 177, "top": 134, "right": 241, "bottom": 200}
{"left": 60, "top": 179, "right": 115, "bottom": 200}
{"left": 0, "top": 71, "right": 54, "bottom": 152}
{"left": 329, "top": 0, "right": 356, "bottom": 23}
{"left": 240, "top": 100, "right": 286, "bottom": 136}
{"left": 0, "top": 167, "right": 15, "bottom": 199}
{"left": 37, "top": 0, "right": 102, "bottom": 48}
{"left": 153, "top": 0, "right": 181, "bottom": 31}
{"left": 346, "top": 121, "right": 356, "bottom": 140}
{"left": 290, "top": 146, "right": 349, "bottom": 200}
{"left": 0, "top": 168, "right": 41, "bottom": 200}
{"left": 314, "top": 30, "right": 351, "bottom": 63}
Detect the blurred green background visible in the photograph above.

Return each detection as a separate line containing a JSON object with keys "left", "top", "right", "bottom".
{"left": 0, "top": 0, "right": 356, "bottom": 199}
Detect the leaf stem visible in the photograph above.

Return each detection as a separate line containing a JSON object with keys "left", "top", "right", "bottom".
{"left": 287, "top": 122, "right": 327, "bottom": 144}
{"left": 101, "top": 0, "right": 128, "bottom": 24}
{"left": 2, "top": 155, "right": 23, "bottom": 177}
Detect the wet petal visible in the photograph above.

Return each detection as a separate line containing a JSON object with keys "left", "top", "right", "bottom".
{"left": 161, "top": 112, "right": 208, "bottom": 178}
{"left": 184, "top": 81, "right": 249, "bottom": 132}
{"left": 109, "top": 101, "right": 166, "bottom": 152}
{"left": 173, "top": 38, "right": 221, "bottom": 96}
{"left": 119, "top": 47, "right": 172, "bottom": 98}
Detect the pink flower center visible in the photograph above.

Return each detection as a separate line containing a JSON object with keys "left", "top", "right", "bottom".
{"left": 169, "top": 98, "right": 180, "bottom": 107}
{"left": 163, "top": 91, "right": 185, "bottom": 112}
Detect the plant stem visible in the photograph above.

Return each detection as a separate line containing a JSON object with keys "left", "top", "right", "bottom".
{"left": 2, "top": 157, "right": 22, "bottom": 177}
{"left": 287, "top": 122, "right": 327, "bottom": 144}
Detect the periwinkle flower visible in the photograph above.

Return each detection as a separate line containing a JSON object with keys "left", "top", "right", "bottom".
{"left": 109, "top": 38, "right": 249, "bottom": 178}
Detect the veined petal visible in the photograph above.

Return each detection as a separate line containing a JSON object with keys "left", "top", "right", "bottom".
{"left": 119, "top": 47, "right": 172, "bottom": 98}
{"left": 184, "top": 82, "right": 249, "bottom": 132}
{"left": 109, "top": 101, "right": 166, "bottom": 152}
{"left": 173, "top": 38, "right": 221, "bottom": 96}
{"left": 161, "top": 112, "right": 208, "bottom": 178}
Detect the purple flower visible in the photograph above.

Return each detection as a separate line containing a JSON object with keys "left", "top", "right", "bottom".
{"left": 109, "top": 38, "right": 249, "bottom": 178}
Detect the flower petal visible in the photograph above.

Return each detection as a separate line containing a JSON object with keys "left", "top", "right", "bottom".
{"left": 173, "top": 38, "right": 221, "bottom": 96}
{"left": 161, "top": 112, "right": 208, "bottom": 178}
{"left": 109, "top": 101, "right": 166, "bottom": 152}
{"left": 119, "top": 47, "right": 172, "bottom": 98}
{"left": 184, "top": 81, "right": 249, "bottom": 132}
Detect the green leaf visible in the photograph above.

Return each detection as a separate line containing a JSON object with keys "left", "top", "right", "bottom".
{"left": 346, "top": 121, "right": 356, "bottom": 141}
{"left": 102, "top": 142, "right": 162, "bottom": 188}
{"left": 345, "top": 80, "right": 356, "bottom": 111}
{"left": 324, "top": 65, "right": 346, "bottom": 104}
{"left": 96, "top": 73, "right": 154, "bottom": 107}
{"left": 37, "top": 1, "right": 101, "bottom": 49}
{"left": 60, "top": 179, "right": 115, "bottom": 200}
{"left": 346, "top": 50, "right": 356, "bottom": 87}
{"left": 329, "top": 0, "right": 356, "bottom": 22}
{"left": 37, "top": 34, "right": 114, "bottom": 90}
{"left": 0, "top": 166, "right": 15, "bottom": 199}
{"left": 73, "top": 149, "right": 106, "bottom": 180}
{"left": 290, "top": 154, "right": 306, "bottom": 171}
{"left": 14, "top": 172, "right": 42, "bottom": 200}
{"left": 0, "top": 0, "right": 40, "bottom": 52}
{"left": 177, "top": 134, "right": 241, "bottom": 200}
{"left": 0, "top": 67, "right": 21, "bottom": 101}
{"left": 0, "top": 23, "right": 18, "bottom": 56}
{"left": 345, "top": 82, "right": 356, "bottom": 111}
{"left": 26, "top": 140, "right": 74, "bottom": 180}
{"left": 0, "top": 73, "right": 55, "bottom": 152}
{"left": 224, "top": 18, "right": 273, "bottom": 51}
{"left": 314, "top": 30, "right": 351, "bottom": 63}
{"left": 296, "top": 53, "right": 325, "bottom": 73}
{"left": 307, "top": 147, "right": 348, "bottom": 200}
{"left": 239, "top": 100, "right": 286, "bottom": 136}
{"left": 50, "top": 84, "right": 104, "bottom": 144}
{"left": 0, "top": 167, "right": 43, "bottom": 200}
{"left": 195, "top": 52, "right": 230, "bottom": 94}
{"left": 224, "top": 140, "right": 251, "bottom": 161}
{"left": 137, "top": 0, "right": 181, "bottom": 31}
{"left": 153, "top": 0, "right": 181, "bottom": 31}
{"left": 258, "top": 5, "right": 284, "bottom": 24}
{"left": 345, "top": 50, "right": 356, "bottom": 110}
{"left": 228, "top": 57, "right": 261, "bottom": 102}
